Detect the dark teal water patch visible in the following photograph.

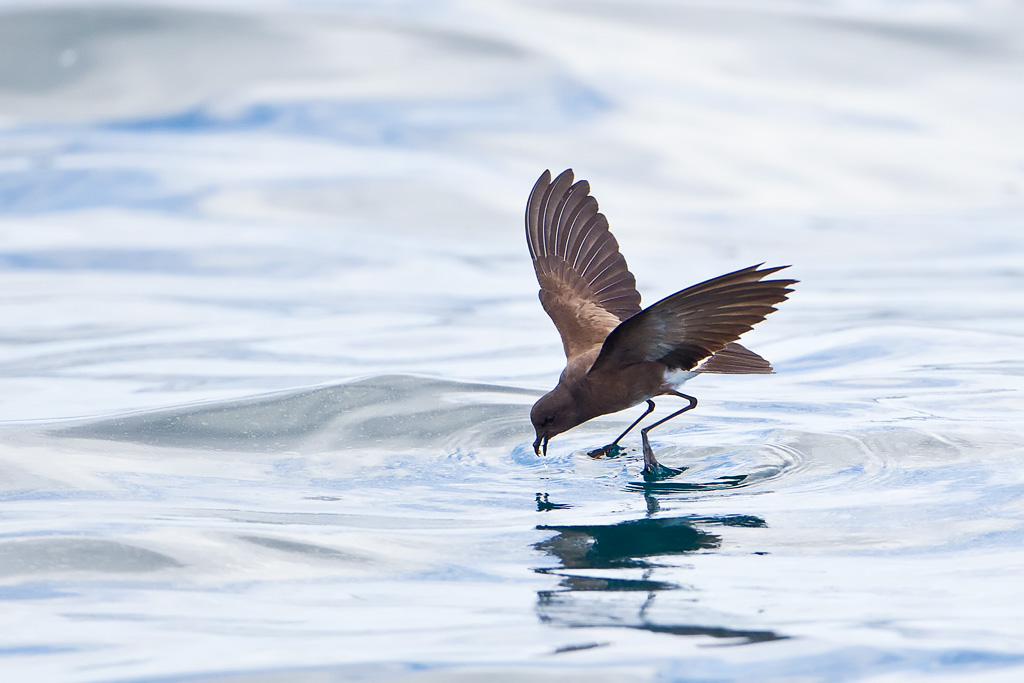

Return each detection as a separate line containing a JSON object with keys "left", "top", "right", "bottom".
{"left": 626, "top": 474, "right": 751, "bottom": 494}
{"left": 536, "top": 516, "right": 725, "bottom": 570}
{"left": 533, "top": 514, "right": 779, "bottom": 641}
{"left": 535, "top": 514, "right": 767, "bottom": 570}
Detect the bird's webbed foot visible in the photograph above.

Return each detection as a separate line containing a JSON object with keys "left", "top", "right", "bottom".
{"left": 641, "top": 432, "right": 684, "bottom": 481}
{"left": 587, "top": 443, "right": 627, "bottom": 459}
{"left": 642, "top": 462, "right": 685, "bottom": 482}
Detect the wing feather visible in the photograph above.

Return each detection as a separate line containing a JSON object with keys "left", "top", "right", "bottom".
{"left": 589, "top": 264, "right": 797, "bottom": 374}
{"left": 696, "top": 343, "right": 775, "bottom": 374}
{"left": 526, "top": 169, "right": 642, "bottom": 359}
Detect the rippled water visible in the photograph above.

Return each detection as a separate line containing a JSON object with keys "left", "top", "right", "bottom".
{"left": 2, "top": 1, "right": 1024, "bottom": 681}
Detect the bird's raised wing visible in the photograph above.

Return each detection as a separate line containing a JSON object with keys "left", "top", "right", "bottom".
{"left": 526, "top": 169, "right": 642, "bottom": 359}
{"left": 589, "top": 264, "right": 797, "bottom": 374}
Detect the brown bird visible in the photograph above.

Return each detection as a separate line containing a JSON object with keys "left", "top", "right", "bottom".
{"left": 526, "top": 169, "right": 797, "bottom": 480}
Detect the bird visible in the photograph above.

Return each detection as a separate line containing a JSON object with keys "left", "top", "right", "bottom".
{"left": 526, "top": 169, "right": 797, "bottom": 480}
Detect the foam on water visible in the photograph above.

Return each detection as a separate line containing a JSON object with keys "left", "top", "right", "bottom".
{"left": 1, "top": 1, "right": 1023, "bottom": 681}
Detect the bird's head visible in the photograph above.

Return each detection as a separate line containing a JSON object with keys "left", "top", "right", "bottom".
{"left": 530, "top": 386, "right": 582, "bottom": 456}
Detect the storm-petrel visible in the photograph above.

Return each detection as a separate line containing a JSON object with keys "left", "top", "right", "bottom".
{"left": 526, "top": 169, "right": 796, "bottom": 479}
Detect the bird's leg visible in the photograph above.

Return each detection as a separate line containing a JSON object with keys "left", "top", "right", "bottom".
{"left": 640, "top": 392, "right": 698, "bottom": 480}
{"left": 588, "top": 400, "right": 656, "bottom": 458}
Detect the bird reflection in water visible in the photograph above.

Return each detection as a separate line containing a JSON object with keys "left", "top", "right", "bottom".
{"left": 533, "top": 488, "right": 785, "bottom": 645}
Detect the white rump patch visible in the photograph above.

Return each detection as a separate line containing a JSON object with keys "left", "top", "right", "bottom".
{"left": 664, "top": 368, "right": 698, "bottom": 389}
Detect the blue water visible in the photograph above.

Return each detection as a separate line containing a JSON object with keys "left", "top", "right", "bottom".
{"left": 2, "top": 2, "right": 1024, "bottom": 681}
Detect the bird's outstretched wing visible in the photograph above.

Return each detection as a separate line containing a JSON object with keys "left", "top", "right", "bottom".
{"left": 696, "top": 342, "right": 774, "bottom": 374}
{"left": 526, "top": 169, "right": 642, "bottom": 359}
{"left": 589, "top": 264, "right": 797, "bottom": 374}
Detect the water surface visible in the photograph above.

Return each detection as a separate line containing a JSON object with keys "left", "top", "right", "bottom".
{"left": 1, "top": 1, "right": 1023, "bottom": 680}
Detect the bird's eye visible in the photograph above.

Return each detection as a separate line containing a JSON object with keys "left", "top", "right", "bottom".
{"left": 542, "top": 415, "right": 555, "bottom": 426}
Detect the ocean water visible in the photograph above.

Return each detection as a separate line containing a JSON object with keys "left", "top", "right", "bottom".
{"left": 2, "top": 1, "right": 1024, "bottom": 681}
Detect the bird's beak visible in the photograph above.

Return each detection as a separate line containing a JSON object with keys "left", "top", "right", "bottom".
{"left": 533, "top": 435, "right": 548, "bottom": 457}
